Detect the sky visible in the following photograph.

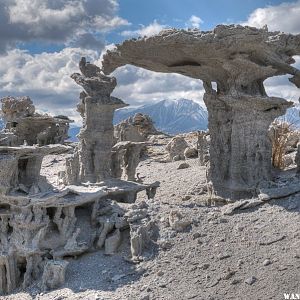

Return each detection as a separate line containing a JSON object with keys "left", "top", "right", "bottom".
{"left": 0, "top": 0, "right": 299, "bottom": 124}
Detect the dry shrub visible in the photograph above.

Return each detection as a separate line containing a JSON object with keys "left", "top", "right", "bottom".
{"left": 270, "top": 120, "right": 294, "bottom": 169}
{"left": 270, "top": 107, "right": 300, "bottom": 169}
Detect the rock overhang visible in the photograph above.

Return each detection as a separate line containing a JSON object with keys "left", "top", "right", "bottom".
{"left": 102, "top": 24, "right": 300, "bottom": 91}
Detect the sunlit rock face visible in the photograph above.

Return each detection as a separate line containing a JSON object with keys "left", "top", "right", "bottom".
{"left": 102, "top": 24, "right": 300, "bottom": 199}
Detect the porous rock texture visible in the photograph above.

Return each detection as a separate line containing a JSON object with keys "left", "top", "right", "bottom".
{"left": 114, "top": 113, "right": 159, "bottom": 143}
{"left": 0, "top": 58, "right": 159, "bottom": 295}
{"left": 111, "top": 141, "right": 146, "bottom": 181}
{"left": 41, "top": 260, "right": 68, "bottom": 291}
{"left": 7, "top": 137, "right": 300, "bottom": 300}
{"left": 197, "top": 130, "right": 210, "bottom": 166}
{"left": 64, "top": 57, "right": 128, "bottom": 184}
{"left": 0, "top": 96, "right": 72, "bottom": 146}
{"left": 102, "top": 24, "right": 300, "bottom": 199}
{"left": 165, "top": 136, "right": 189, "bottom": 161}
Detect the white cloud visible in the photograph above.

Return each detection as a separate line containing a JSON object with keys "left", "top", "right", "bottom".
{"left": 0, "top": 0, "right": 129, "bottom": 52}
{"left": 0, "top": 47, "right": 205, "bottom": 125}
{"left": 0, "top": 1, "right": 299, "bottom": 127}
{"left": 0, "top": 51, "right": 298, "bottom": 127}
{"left": 121, "top": 20, "right": 166, "bottom": 37}
{"left": 243, "top": 0, "right": 300, "bottom": 33}
{"left": 111, "top": 65, "right": 204, "bottom": 106}
{"left": 0, "top": 48, "right": 99, "bottom": 124}
{"left": 264, "top": 56, "right": 300, "bottom": 104}
{"left": 186, "top": 15, "right": 203, "bottom": 29}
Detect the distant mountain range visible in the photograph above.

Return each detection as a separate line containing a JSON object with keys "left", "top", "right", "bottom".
{"left": 114, "top": 98, "right": 208, "bottom": 134}
{"left": 2, "top": 99, "right": 299, "bottom": 142}
{"left": 68, "top": 98, "right": 209, "bottom": 140}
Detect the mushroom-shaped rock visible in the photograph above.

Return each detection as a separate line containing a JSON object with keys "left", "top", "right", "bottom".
{"left": 102, "top": 25, "right": 299, "bottom": 199}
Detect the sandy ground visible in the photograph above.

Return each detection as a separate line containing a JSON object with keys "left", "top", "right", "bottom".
{"left": 2, "top": 136, "right": 300, "bottom": 300}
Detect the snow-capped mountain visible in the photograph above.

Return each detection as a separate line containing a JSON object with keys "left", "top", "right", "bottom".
{"left": 114, "top": 98, "right": 208, "bottom": 134}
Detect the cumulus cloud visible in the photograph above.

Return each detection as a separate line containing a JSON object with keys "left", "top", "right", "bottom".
{"left": 0, "top": 48, "right": 100, "bottom": 124}
{"left": 186, "top": 15, "right": 203, "bottom": 29}
{"left": 121, "top": 20, "right": 166, "bottom": 37}
{"left": 111, "top": 65, "right": 204, "bottom": 106}
{"left": 243, "top": 0, "right": 300, "bottom": 33}
{"left": 0, "top": 0, "right": 299, "bottom": 127}
{"left": 0, "top": 0, "right": 129, "bottom": 53}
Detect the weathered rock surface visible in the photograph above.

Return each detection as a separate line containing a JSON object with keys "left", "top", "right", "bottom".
{"left": 64, "top": 57, "right": 128, "bottom": 184}
{"left": 183, "top": 147, "right": 198, "bottom": 159}
{"left": 0, "top": 96, "right": 72, "bottom": 146}
{"left": 166, "top": 136, "right": 189, "bottom": 161}
{"left": 5, "top": 135, "right": 300, "bottom": 300}
{"left": 114, "top": 113, "right": 159, "bottom": 143}
{"left": 111, "top": 141, "right": 146, "bottom": 181}
{"left": 41, "top": 260, "right": 68, "bottom": 291}
{"left": 0, "top": 58, "right": 160, "bottom": 296}
{"left": 102, "top": 24, "right": 299, "bottom": 199}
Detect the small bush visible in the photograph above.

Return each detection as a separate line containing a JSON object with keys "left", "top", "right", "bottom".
{"left": 270, "top": 120, "right": 294, "bottom": 169}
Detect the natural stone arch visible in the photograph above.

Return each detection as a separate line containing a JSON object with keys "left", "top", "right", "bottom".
{"left": 102, "top": 24, "right": 300, "bottom": 199}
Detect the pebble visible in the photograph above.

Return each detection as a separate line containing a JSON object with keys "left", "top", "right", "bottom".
{"left": 201, "top": 263, "right": 210, "bottom": 270}
{"left": 230, "top": 279, "right": 241, "bottom": 285}
{"left": 177, "top": 162, "right": 191, "bottom": 169}
{"left": 218, "top": 253, "right": 231, "bottom": 260}
{"left": 222, "top": 269, "right": 236, "bottom": 280}
{"left": 245, "top": 276, "right": 257, "bottom": 285}
{"left": 237, "top": 260, "right": 244, "bottom": 267}
{"left": 263, "top": 259, "right": 271, "bottom": 266}
{"left": 192, "top": 232, "right": 201, "bottom": 239}
{"left": 158, "top": 282, "right": 167, "bottom": 288}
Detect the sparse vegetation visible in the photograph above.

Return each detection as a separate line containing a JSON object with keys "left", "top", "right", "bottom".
{"left": 270, "top": 111, "right": 299, "bottom": 169}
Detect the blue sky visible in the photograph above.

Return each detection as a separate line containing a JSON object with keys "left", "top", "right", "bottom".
{"left": 117, "top": 0, "right": 288, "bottom": 31}
{"left": 20, "top": 0, "right": 298, "bottom": 53}
{"left": 0, "top": 0, "right": 299, "bottom": 124}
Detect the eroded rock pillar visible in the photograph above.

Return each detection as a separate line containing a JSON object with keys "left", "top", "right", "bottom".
{"left": 78, "top": 100, "right": 124, "bottom": 182}
{"left": 204, "top": 91, "right": 292, "bottom": 199}
{"left": 65, "top": 57, "right": 127, "bottom": 184}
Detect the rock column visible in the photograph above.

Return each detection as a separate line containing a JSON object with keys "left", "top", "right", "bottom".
{"left": 67, "top": 57, "right": 127, "bottom": 183}
{"left": 204, "top": 90, "right": 291, "bottom": 198}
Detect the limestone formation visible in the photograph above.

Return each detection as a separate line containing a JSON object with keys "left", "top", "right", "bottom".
{"left": 184, "top": 147, "right": 198, "bottom": 159}
{"left": 0, "top": 58, "right": 159, "bottom": 295}
{"left": 0, "top": 96, "right": 72, "bottom": 146}
{"left": 114, "top": 113, "right": 159, "bottom": 143}
{"left": 126, "top": 201, "right": 158, "bottom": 261}
{"left": 197, "top": 131, "right": 209, "bottom": 166}
{"left": 166, "top": 136, "right": 189, "bottom": 161}
{"left": 65, "top": 57, "right": 128, "bottom": 184}
{"left": 41, "top": 260, "right": 68, "bottom": 291}
{"left": 111, "top": 141, "right": 146, "bottom": 181}
{"left": 102, "top": 24, "right": 299, "bottom": 199}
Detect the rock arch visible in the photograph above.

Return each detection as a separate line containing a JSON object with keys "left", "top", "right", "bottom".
{"left": 102, "top": 24, "right": 300, "bottom": 199}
